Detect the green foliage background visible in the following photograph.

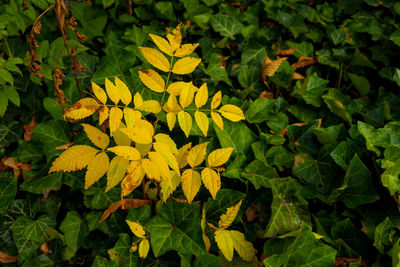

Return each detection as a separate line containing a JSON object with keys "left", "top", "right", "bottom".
{"left": 1, "top": 0, "right": 400, "bottom": 265}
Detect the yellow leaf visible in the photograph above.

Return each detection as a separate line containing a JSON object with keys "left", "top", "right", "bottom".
{"left": 91, "top": 82, "right": 107, "bottom": 104}
{"left": 177, "top": 111, "right": 192, "bottom": 137}
{"left": 167, "top": 24, "right": 182, "bottom": 51}
{"left": 175, "top": 143, "right": 191, "bottom": 169}
{"left": 172, "top": 57, "right": 201, "bottom": 75}
{"left": 109, "top": 107, "right": 123, "bottom": 136}
{"left": 139, "top": 47, "right": 170, "bottom": 72}
{"left": 124, "top": 107, "right": 141, "bottom": 128}
{"left": 215, "top": 230, "right": 234, "bottom": 262}
{"left": 219, "top": 199, "right": 242, "bottom": 228}
{"left": 138, "top": 69, "right": 165, "bottom": 93}
{"left": 99, "top": 106, "right": 109, "bottom": 126}
{"left": 85, "top": 152, "right": 109, "bottom": 189}
{"left": 201, "top": 167, "right": 220, "bottom": 199}
{"left": 120, "top": 120, "right": 154, "bottom": 144}
{"left": 195, "top": 83, "right": 208, "bottom": 108}
{"left": 105, "top": 78, "right": 120, "bottom": 105}
{"left": 153, "top": 142, "right": 179, "bottom": 173}
{"left": 138, "top": 100, "right": 162, "bottom": 114}
{"left": 166, "top": 95, "right": 182, "bottom": 112}
{"left": 134, "top": 92, "right": 143, "bottom": 109}
{"left": 141, "top": 158, "right": 161, "bottom": 182}
{"left": 179, "top": 82, "right": 195, "bottom": 109}
{"left": 49, "top": 145, "right": 98, "bottom": 173}
{"left": 149, "top": 34, "right": 174, "bottom": 56}
{"left": 113, "top": 123, "right": 131, "bottom": 146}
{"left": 148, "top": 151, "right": 171, "bottom": 183}
{"left": 174, "top": 43, "right": 199, "bottom": 57}
{"left": 121, "top": 161, "right": 145, "bottom": 196}
{"left": 166, "top": 113, "right": 176, "bottom": 131}
{"left": 81, "top": 123, "right": 109, "bottom": 150}
{"left": 194, "top": 111, "right": 209, "bottom": 137}
{"left": 230, "top": 230, "right": 255, "bottom": 262}
{"left": 187, "top": 142, "right": 208, "bottom": 168}
{"left": 115, "top": 77, "right": 132, "bottom": 105}
{"left": 107, "top": 146, "right": 141, "bottom": 161}
{"left": 208, "top": 147, "right": 234, "bottom": 167}
{"left": 106, "top": 156, "right": 129, "bottom": 192}
{"left": 138, "top": 239, "right": 150, "bottom": 259}
{"left": 313, "top": 232, "right": 324, "bottom": 239}
{"left": 64, "top": 98, "right": 99, "bottom": 120}
{"left": 126, "top": 220, "right": 146, "bottom": 238}
{"left": 167, "top": 81, "right": 188, "bottom": 96}
{"left": 181, "top": 169, "right": 201, "bottom": 204}
{"left": 211, "top": 112, "right": 223, "bottom": 130}
{"left": 218, "top": 104, "right": 245, "bottom": 122}
{"left": 160, "top": 170, "right": 180, "bottom": 202}
{"left": 154, "top": 133, "right": 178, "bottom": 154}
{"left": 211, "top": 91, "right": 222, "bottom": 109}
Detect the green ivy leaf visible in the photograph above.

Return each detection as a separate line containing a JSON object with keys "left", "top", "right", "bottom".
{"left": 60, "top": 211, "right": 89, "bottom": 254}
{"left": 20, "top": 173, "right": 62, "bottom": 195}
{"left": 0, "top": 173, "right": 17, "bottom": 214}
{"left": 210, "top": 14, "right": 242, "bottom": 39}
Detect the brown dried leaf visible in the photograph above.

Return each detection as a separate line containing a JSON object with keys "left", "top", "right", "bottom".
{"left": 15, "top": 162, "right": 30, "bottom": 180}
{"left": 245, "top": 204, "right": 261, "bottom": 222}
{"left": 258, "top": 90, "right": 274, "bottom": 99}
{"left": 55, "top": 142, "right": 74, "bottom": 150}
{"left": 55, "top": 0, "right": 67, "bottom": 35}
{"left": 0, "top": 251, "right": 17, "bottom": 263}
{"left": 53, "top": 69, "right": 67, "bottom": 108}
{"left": 277, "top": 48, "right": 295, "bottom": 56}
{"left": 33, "top": 21, "right": 42, "bottom": 34}
{"left": 24, "top": 116, "right": 38, "bottom": 141}
{"left": 261, "top": 57, "right": 287, "bottom": 88}
{"left": 40, "top": 242, "right": 50, "bottom": 254}
{"left": 291, "top": 56, "right": 317, "bottom": 69}
{"left": 291, "top": 72, "right": 306, "bottom": 80}
{"left": 100, "top": 199, "right": 152, "bottom": 223}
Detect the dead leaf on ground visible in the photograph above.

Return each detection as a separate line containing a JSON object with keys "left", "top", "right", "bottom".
{"left": 291, "top": 56, "right": 317, "bottom": 69}
{"left": 245, "top": 204, "right": 261, "bottom": 222}
{"left": 258, "top": 90, "right": 274, "bottom": 99}
{"left": 291, "top": 72, "right": 305, "bottom": 80}
{"left": 261, "top": 57, "right": 287, "bottom": 89}
{"left": 0, "top": 251, "right": 18, "bottom": 263}
{"left": 24, "top": 116, "right": 38, "bottom": 141}
{"left": 277, "top": 48, "right": 295, "bottom": 56}
{"left": 0, "top": 157, "right": 31, "bottom": 180}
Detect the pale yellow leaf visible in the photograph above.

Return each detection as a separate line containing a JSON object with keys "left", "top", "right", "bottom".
{"left": 167, "top": 81, "right": 187, "bottom": 96}
{"left": 115, "top": 77, "right": 132, "bottom": 105}
{"left": 215, "top": 230, "right": 234, "bottom": 262}
{"left": 64, "top": 98, "right": 99, "bottom": 120}
{"left": 81, "top": 123, "right": 109, "bottom": 150}
{"left": 136, "top": 143, "right": 152, "bottom": 157}
{"left": 172, "top": 57, "right": 201, "bottom": 75}
{"left": 138, "top": 100, "right": 162, "bottom": 114}
{"left": 187, "top": 142, "right": 208, "bottom": 168}
{"left": 138, "top": 239, "right": 150, "bottom": 259}
{"left": 106, "top": 156, "right": 129, "bottom": 192}
{"left": 154, "top": 133, "right": 178, "bottom": 154}
{"left": 219, "top": 199, "right": 242, "bottom": 228}
{"left": 138, "top": 69, "right": 165, "bottom": 93}
{"left": 107, "top": 146, "right": 141, "bottom": 161}
{"left": 174, "top": 43, "right": 199, "bottom": 57}
{"left": 179, "top": 82, "right": 195, "bottom": 109}
{"left": 201, "top": 167, "right": 220, "bottom": 199}
{"left": 160, "top": 170, "right": 180, "bottom": 202}
{"left": 141, "top": 158, "right": 161, "bottom": 182}
{"left": 211, "top": 112, "right": 223, "bottom": 130}
{"left": 203, "top": 234, "right": 211, "bottom": 253}
{"left": 113, "top": 123, "right": 131, "bottom": 146}
{"left": 105, "top": 78, "right": 120, "bottom": 105}
{"left": 124, "top": 107, "right": 141, "bottom": 128}
{"left": 120, "top": 120, "right": 154, "bottom": 144}
{"left": 149, "top": 34, "right": 174, "bottom": 56}
{"left": 230, "top": 230, "right": 255, "bottom": 262}
{"left": 166, "top": 95, "right": 182, "bottom": 112}
{"left": 195, "top": 83, "right": 208, "bottom": 108}
{"left": 167, "top": 24, "right": 182, "bottom": 51}
{"left": 153, "top": 142, "right": 179, "bottom": 173}
{"left": 211, "top": 91, "right": 222, "bottom": 109}
{"left": 49, "top": 145, "right": 98, "bottom": 173}
{"left": 126, "top": 220, "right": 146, "bottom": 238}
{"left": 91, "top": 82, "right": 107, "bottom": 104}
{"left": 177, "top": 111, "right": 192, "bottom": 137}
{"left": 134, "top": 92, "right": 143, "bottom": 109}
{"left": 148, "top": 151, "right": 171, "bottom": 183}
{"left": 194, "top": 111, "right": 209, "bottom": 137}
{"left": 181, "top": 169, "right": 201, "bottom": 204}
{"left": 208, "top": 147, "right": 234, "bottom": 167}
{"left": 109, "top": 107, "right": 123, "bottom": 136}
{"left": 85, "top": 152, "right": 109, "bottom": 189}
{"left": 99, "top": 106, "right": 109, "bottom": 126}
{"left": 218, "top": 104, "right": 245, "bottom": 122}
{"left": 166, "top": 113, "right": 176, "bottom": 131}
{"left": 121, "top": 161, "right": 145, "bottom": 196}
{"left": 175, "top": 143, "right": 191, "bottom": 169}
{"left": 139, "top": 47, "right": 170, "bottom": 72}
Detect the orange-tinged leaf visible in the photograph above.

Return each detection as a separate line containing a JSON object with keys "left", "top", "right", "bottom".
{"left": 49, "top": 145, "right": 98, "bottom": 173}
{"left": 106, "top": 156, "right": 129, "bottom": 192}
{"left": 138, "top": 239, "right": 150, "bottom": 258}
{"left": 99, "top": 106, "right": 109, "bottom": 126}
{"left": 153, "top": 142, "right": 179, "bottom": 173}
{"left": 230, "top": 230, "right": 255, "bottom": 262}
{"left": 261, "top": 57, "right": 287, "bottom": 78}
{"left": 177, "top": 111, "right": 192, "bottom": 137}
{"left": 126, "top": 220, "right": 146, "bottom": 238}
{"left": 64, "top": 98, "right": 99, "bottom": 120}
{"left": 154, "top": 133, "right": 178, "bottom": 154}
{"left": 122, "top": 161, "right": 145, "bottom": 196}
{"left": 138, "top": 100, "right": 162, "bottom": 114}
{"left": 211, "top": 91, "right": 222, "bottom": 109}
{"left": 107, "top": 146, "right": 141, "bottom": 161}
{"left": 134, "top": 92, "right": 143, "bottom": 108}
{"left": 195, "top": 83, "right": 208, "bottom": 108}
{"left": 181, "top": 169, "right": 201, "bottom": 204}
{"left": 139, "top": 47, "right": 170, "bottom": 72}
{"left": 141, "top": 158, "right": 161, "bottom": 182}
{"left": 194, "top": 111, "right": 209, "bottom": 137}
{"left": 211, "top": 112, "right": 223, "bottom": 130}
{"left": 81, "top": 123, "right": 109, "bottom": 150}
{"left": 175, "top": 142, "right": 191, "bottom": 169}
{"left": 115, "top": 77, "right": 132, "bottom": 105}
{"left": 85, "top": 152, "right": 109, "bottom": 189}
{"left": 174, "top": 43, "right": 199, "bottom": 57}
{"left": 208, "top": 147, "right": 234, "bottom": 167}
{"left": 124, "top": 107, "right": 141, "bottom": 128}
{"left": 218, "top": 104, "right": 245, "bottom": 121}
{"left": 179, "top": 82, "right": 195, "bottom": 108}
{"left": 149, "top": 33, "right": 174, "bottom": 56}
{"left": 138, "top": 69, "right": 165, "bottom": 93}
{"left": 166, "top": 112, "right": 176, "bottom": 131}
{"left": 148, "top": 151, "right": 171, "bottom": 183}
{"left": 277, "top": 48, "right": 296, "bottom": 56}
{"left": 218, "top": 199, "right": 242, "bottom": 228}
{"left": 109, "top": 107, "right": 123, "bottom": 136}
{"left": 167, "top": 24, "right": 182, "bottom": 51}
{"left": 105, "top": 78, "right": 120, "bottom": 104}
{"left": 91, "top": 82, "right": 107, "bottom": 104}
{"left": 100, "top": 199, "right": 151, "bottom": 222}
{"left": 201, "top": 167, "right": 220, "bottom": 199}
{"left": 215, "top": 230, "right": 234, "bottom": 262}
{"left": 187, "top": 142, "right": 208, "bottom": 168}
{"left": 172, "top": 57, "right": 201, "bottom": 75}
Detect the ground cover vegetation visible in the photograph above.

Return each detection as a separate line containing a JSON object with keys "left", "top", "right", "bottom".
{"left": 1, "top": 0, "right": 400, "bottom": 266}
